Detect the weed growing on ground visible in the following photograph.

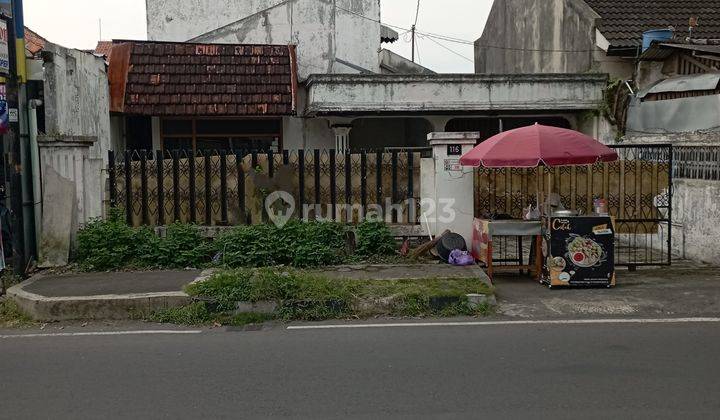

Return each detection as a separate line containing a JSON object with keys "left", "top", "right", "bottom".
{"left": 76, "top": 212, "right": 397, "bottom": 271}
{"left": 354, "top": 221, "right": 397, "bottom": 258}
{"left": 0, "top": 299, "right": 33, "bottom": 328}
{"left": 153, "top": 269, "right": 494, "bottom": 326}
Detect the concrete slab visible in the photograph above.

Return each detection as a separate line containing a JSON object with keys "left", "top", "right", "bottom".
{"left": 24, "top": 271, "right": 201, "bottom": 297}
{"left": 315, "top": 264, "right": 491, "bottom": 285}
{"left": 8, "top": 270, "right": 202, "bottom": 322}
{"left": 493, "top": 261, "right": 720, "bottom": 319}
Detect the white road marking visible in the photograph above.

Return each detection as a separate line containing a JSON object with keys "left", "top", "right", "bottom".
{"left": 0, "top": 330, "right": 203, "bottom": 339}
{"left": 287, "top": 317, "right": 720, "bottom": 330}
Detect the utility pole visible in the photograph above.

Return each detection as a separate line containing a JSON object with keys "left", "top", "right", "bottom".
{"left": 411, "top": 25, "right": 416, "bottom": 62}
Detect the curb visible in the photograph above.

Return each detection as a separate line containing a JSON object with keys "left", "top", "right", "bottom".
{"left": 7, "top": 275, "right": 194, "bottom": 322}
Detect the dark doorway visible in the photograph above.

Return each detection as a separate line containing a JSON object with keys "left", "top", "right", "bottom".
{"left": 446, "top": 116, "right": 572, "bottom": 143}
{"left": 125, "top": 116, "right": 153, "bottom": 151}
{"left": 350, "top": 118, "right": 433, "bottom": 150}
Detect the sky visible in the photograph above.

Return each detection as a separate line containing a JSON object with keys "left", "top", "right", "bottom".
{"left": 23, "top": 0, "right": 492, "bottom": 73}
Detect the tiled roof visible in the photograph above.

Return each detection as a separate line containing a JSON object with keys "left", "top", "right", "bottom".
{"left": 25, "top": 27, "right": 47, "bottom": 57}
{"left": 584, "top": 0, "right": 720, "bottom": 48}
{"left": 108, "top": 40, "right": 298, "bottom": 116}
{"left": 94, "top": 41, "right": 114, "bottom": 57}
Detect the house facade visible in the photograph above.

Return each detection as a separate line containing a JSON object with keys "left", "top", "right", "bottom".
{"left": 105, "top": 0, "right": 608, "bottom": 154}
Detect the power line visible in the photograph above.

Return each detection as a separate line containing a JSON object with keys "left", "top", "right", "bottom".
{"left": 414, "top": 0, "right": 421, "bottom": 27}
{"left": 421, "top": 34, "right": 474, "bottom": 63}
{"left": 332, "top": 2, "right": 601, "bottom": 54}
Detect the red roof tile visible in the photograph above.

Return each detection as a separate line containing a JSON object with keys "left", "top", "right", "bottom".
{"left": 585, "top": 0, "right": 720, "bottom": 49}
{"left": 94, "top": 41, "right": 114, "bottom": 57}
{"left": 25, "top": 27, "right": 47, "bottom": 57}
{"left": 108, "top": 40, "right": 298, "bottom": 116}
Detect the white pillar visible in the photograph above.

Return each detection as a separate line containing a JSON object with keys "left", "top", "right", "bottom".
{"left": 331, "top": 125, "right": 352, "bottom": 152}
{"left": 421, "top": 132, "right": 479, "bottom": 248}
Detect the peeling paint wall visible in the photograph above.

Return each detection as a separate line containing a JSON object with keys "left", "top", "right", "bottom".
{"left": 42, "top": 43, "right": 113, "bottom": 163}
{"left": 305, "top": 74, "right": 607, "bottom": 114}
{"left": 671, "top": 179, "right": 720, "bottom": 266}
{"left": 146, "top": 0, "right": 381, "bottom": 79}
{"left": 40, "top": 42, "right": 114, "bottom": 229}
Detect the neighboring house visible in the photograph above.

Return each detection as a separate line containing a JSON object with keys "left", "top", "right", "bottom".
{"left": 476, "top": 0, "right": 720, "bottom": 140}
{"left": 629, "top": 41, "right": 720, "bottom": 141}
{"left": 476, "top": 0, "right": 720, "bottom": 265}
{"left": 475, "top": 0, "right": 719, "bottom": 78}
{"left": 103, "top": 0, "right": 607, "bottom": 154}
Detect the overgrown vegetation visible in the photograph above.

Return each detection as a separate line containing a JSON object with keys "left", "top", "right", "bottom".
{"left": 0, "top": 299, "right": 33, "bottom": 328}
{"left": 76, "top": 210, "right": 399, "bottom": 271}
{"left": 150, "top": 268, "right": 494, "bottom": 325}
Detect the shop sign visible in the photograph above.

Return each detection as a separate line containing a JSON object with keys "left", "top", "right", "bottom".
{"left": 0, "top": 20, "right": 8, "bottom": 75}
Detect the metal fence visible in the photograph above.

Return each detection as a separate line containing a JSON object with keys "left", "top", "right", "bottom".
{"left": 474, "top": 144, "right": 673, "bottom": 267}
{"left": 673, "top": 146, "right": 720, "bottom": 181}
{"left": 108, "top": 149, "right": 426, "bottom": 227}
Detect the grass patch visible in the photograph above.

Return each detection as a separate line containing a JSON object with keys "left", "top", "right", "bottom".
{"left": 0, "top": 299, "right": 34, "bottom": 328}
{"left": 149, "top": 269, "right": 495, "bottom": 326}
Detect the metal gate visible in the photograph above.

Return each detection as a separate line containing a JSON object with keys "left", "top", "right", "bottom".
{"left": 108, "top": 148, "right": 424, "bottom": 227}
{"left": 474, "top": 144, "right": 673, "bottom": 267}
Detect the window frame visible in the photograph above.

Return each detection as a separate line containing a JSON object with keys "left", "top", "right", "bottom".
{"left": 160, "top": 117, "right": 284, "bottom": 153}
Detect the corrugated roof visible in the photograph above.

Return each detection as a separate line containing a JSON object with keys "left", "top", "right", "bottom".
{"left": 584, "top": 0, "right": 720, "bottom": 49}
{"left": 108, "top": 40, "right": 298, "bottom": 117}
{"left": 641, "top": 41, "right": 720, "bottom": 60}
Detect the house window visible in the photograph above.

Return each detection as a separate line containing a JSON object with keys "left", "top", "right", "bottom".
{"left": 161, "top": 118, "right": 283, "bottom": 153}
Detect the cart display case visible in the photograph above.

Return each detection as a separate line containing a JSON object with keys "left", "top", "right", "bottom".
{"left": 542, "top": 216, "right": 616, "bottom": 288}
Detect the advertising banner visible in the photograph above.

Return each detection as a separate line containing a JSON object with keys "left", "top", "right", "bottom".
{"left": 544, "top": 216, "right": 616, "bottom": 287}
{"left": 0, "top": 19, "right": 8, "bottom": 75}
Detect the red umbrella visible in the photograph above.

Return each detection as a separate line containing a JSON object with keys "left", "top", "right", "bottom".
{"left": 459, "top": 123, "right": 618, "bottom": 168}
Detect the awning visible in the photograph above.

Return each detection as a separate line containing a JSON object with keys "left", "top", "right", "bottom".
{"left": 638, "top": 73, "right": 720, "bottom": 98}
{"left": 381, "top": 25, "right": 399, "bottom": 43}
{"left": 108, "top": 40, "right": 298, "bottom": 116}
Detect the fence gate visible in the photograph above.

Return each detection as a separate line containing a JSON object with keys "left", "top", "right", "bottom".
{"left": 474, "top": 144, "right": 673, "bottom": 267}
{"left": 108, "top": 149, "right": 425, "bottom": 227}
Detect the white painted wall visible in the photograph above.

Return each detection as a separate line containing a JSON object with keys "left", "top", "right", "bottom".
{"left": 671, "top": 179, "right": 720, "bottom": 266}
{"left": 423, "top": 132, "right": 478, "bottom": 247}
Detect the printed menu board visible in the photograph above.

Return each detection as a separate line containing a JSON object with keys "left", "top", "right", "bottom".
{"left": 543, "top": 216, "right": 616, "bottom": 287}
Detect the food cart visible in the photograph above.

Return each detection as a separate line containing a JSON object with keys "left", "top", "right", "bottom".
{"left": 461, "top": 123, "right": 619, "bottom": 288}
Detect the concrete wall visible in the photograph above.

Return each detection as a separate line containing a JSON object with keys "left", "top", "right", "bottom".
{"left": 41, "top": 43, "right": 113, "bottom": 163}
{"left": 671, "top": 179, "right": 720, "bottom": 266}
{"left": 146, "top": 0, "right": 382, "bottom": 79}
{"left": 624, "top": 131, "right": 720, "bottom": 146}
{"left": 627, "top": 95, "right": 720, "bottom": 135}
{"left": 36, "top": 42, "right": 115, "bottom": 265}
{"left": 306, "top": 74, "right": 608, "bottom": 114}
{"left": 474, "top": 0, "right": 633, "bottom": 79}
{"left": 475, "top": 0, "right": 596, "bottom": 74}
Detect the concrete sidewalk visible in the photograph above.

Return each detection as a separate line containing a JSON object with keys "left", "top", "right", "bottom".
{"left": 314, "top": 263, "right": 489, "bottom": 282}
{"left": 8, "top": 270, "right": 201, "bottom": 321}
{"left": 8, "top": 264, "right": 490, "bottom": 322}
{"left": 493, "top": 261, "right": 720, "bottom": 319}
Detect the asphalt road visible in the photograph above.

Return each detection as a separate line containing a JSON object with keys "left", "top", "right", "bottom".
{"left": 1, "top": 321, "right": 719, "bottom": 419}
